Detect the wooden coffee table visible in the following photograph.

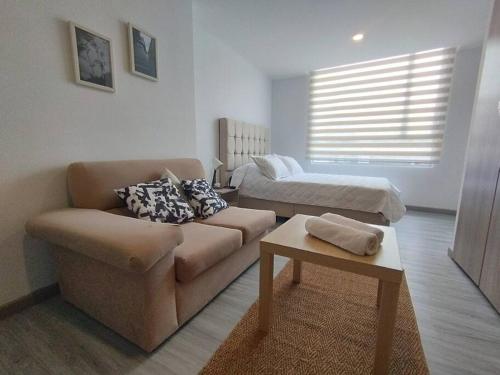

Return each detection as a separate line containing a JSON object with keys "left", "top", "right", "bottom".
{"left": 258, "top": 214, "right": 404, "bottom": 375}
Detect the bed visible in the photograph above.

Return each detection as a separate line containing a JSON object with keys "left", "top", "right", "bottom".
{"left": 218, "top": 118, "right": 406, "bottom": 225}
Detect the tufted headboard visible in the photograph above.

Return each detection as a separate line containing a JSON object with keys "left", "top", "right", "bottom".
{"left": 219, "top": 118, "right": 271, "bottom": 185}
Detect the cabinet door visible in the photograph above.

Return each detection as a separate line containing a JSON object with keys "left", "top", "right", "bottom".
{"left": 452, "top": 0, "right": 500, "bottom": 283}
{"left": 480, "top": 169, "right": 500, "bottom": 311}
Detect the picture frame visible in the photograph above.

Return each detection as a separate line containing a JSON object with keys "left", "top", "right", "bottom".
{"left": 69, "top": 22, "right": 115, "bottom": 92}
{"left": 128, "top": 23, "right": 159, "bottom": 81}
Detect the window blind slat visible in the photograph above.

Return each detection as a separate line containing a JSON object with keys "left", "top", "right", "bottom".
{"left": 311, "top": 74, "right": 452, "bottom": 95}
{"left": 309, "top": 149, "right": 442, "bottom": 156}
{"left": 310, "top": 80, "right": 452, "bottom": 100}
{"left": 314, "top": 48, "right": 456, "bottom": 76}
{"left": 309, "top": 134, "right": 442, "bottom": 143}
{"left": 309, "top": 132, "right": 444, "bottom": 142}
{"left": 312, "top": 65, "right": 454, "bottom": 89}
{"left": 311, "top": 96, "right": 450, "bottom": 111}
{"left": 311, "top": 114, "right": 446, "bottom": 126}
{"left": 311, "top": 82, "right": 451, "bottom": 102}
{"left": 311, "top": 104, "right": 448, "bottom": 118}
{"left": 310, "top": 122, "right": 445, "bottom": 132}
{"left": 308, "top": 47, "right": 456, "bottom": 165}
{"left": 309, "top": 141, "right": 442, "bottom": 148}
{"left": 311, "top": 127, "right": 444, "bottom": 136}
{"left": 309, "top": 155, "right": 441, "bottom": 163}
{"left": 312, "top": 58, "right": 455, "bottom": 84}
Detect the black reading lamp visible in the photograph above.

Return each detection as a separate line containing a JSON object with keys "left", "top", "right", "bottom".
{"left": 211, "top": 157, "right": 224, "bottom": 187}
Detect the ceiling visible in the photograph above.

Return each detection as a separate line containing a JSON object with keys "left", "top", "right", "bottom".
{"left": 193, "top": 0, "right": 493, "bottom": 79}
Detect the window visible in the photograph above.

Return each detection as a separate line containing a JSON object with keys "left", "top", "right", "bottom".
{"left": 308, "top": 47, "right": 456, "bottom": 165}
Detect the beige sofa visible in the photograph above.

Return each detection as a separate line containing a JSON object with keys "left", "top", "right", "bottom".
{"left": 26, "top": 158, "right": 275, "bottom": 352}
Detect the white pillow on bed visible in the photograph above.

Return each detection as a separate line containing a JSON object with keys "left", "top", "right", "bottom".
{"left": 277, "top": 155, "right": 304, "bottom": 175}
{"left": 230, "top": 163, "right": 253, "bottom": 188}
{"left": 251, "top": 155, "right": 290, "bottom": 180}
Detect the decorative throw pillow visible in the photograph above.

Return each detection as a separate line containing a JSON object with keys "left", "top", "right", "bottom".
{"left": 115, "top": 178, "right": 194, "bottom": 224}
{"left": 160, "top": 167, "right": 188, "bottom": 201}
{"left": 251, "top": 155, "right": 290, "bottom": 180}
{"left": 161, "top": 167, "right": 181, "bottom": 185}
{"left": 277, "top": 155, "right": 304, "bottom": 175}
{"left": 181, "top": 178, "right": 229, "bottom": 218}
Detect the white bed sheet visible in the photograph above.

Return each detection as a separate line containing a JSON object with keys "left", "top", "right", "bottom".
{"left": 232, "top": 164, "right": 406, "bottom": 222}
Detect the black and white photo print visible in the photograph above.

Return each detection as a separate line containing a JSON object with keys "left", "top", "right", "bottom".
{"left": 129, "top": 24, "right": 158, "bottom": 81}
{"left": 69, "top": 22, "right": 115, "bottom": 92}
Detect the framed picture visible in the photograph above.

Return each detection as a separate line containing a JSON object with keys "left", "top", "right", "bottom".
{"left": 128, "top": 23, "right": 158, "bottom": 81}
{"left": 69, "top": 22, "right": 115, "bottom": 92}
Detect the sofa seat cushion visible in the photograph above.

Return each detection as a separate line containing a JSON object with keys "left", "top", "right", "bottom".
{"left": 196, "top": 207, "right": 276, "bottom": 243}
{"left": 175, "top": 222, "right": 242, "bottom": 283}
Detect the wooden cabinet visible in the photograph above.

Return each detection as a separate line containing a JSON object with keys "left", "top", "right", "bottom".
{"left": 479, "top": 171, "right": 500, "bottom": 310}
{"left": 451, "top": 0, "right": 500, "bottom": 312}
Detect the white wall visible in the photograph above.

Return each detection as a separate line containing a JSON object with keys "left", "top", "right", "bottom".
{"left": 0, "top": 0, "right": 197, "bottom": 306}
{"left": 271, "top": 46, "right": 482, "bottom": 210}
{"left": 193, "top": 22, "right": 271, "bottom": 175}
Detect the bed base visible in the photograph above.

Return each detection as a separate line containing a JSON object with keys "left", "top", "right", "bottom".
{"left": 239, "top": 197, "right": 390, "bottom": 226}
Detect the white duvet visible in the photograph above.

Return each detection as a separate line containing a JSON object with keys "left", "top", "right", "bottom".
{"left": 231, "top": 164, "right": 406, "bottom": 222}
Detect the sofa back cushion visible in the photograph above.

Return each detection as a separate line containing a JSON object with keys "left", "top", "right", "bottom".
{"left": 68, "top": 159, "right": 205, "bottom": 210}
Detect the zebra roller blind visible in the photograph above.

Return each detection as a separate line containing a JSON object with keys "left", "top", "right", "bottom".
{"left": 308, "top": 47, "right": 456, "bottom": 165}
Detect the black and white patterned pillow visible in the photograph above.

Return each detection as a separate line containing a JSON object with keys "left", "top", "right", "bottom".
{"left": 115, "top": 178, "right": 194, "bottom": 224}
{"left": 181, "top": 179, "right": 229, "bottom": 218}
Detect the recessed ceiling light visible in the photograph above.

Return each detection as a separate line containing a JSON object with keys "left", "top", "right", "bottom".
{"left": 352, "top": 33, "right": 364, "bottom": 42}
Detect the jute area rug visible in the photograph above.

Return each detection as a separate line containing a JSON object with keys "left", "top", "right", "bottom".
{"left": 200, "top": 261, "right": 428, "bottom": 374}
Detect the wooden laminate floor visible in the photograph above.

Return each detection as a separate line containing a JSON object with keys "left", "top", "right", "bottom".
{"left": 1, "top": 211, "right": 499, "bottom": 374}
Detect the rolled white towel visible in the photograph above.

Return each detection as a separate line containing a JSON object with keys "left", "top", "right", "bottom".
{"left": 320, "top": 213, "right": 384, "bottom": 243}
{"left": 305, "top": 217, "right": 380, "bottom": 256}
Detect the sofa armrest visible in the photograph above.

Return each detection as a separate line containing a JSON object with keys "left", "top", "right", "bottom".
{"left": 26, "top": 208, "right": 184, "bottom": 273}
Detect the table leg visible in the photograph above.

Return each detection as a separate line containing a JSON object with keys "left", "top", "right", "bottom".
{"left": 374, "top": 280, "right": 401, "bottom": 375}
{"left": 376, "top": 279, "right": 382, "bottom": 308}
{"left": 258, "top": 250, "right": 274, "bottom": 332}
{"left": 293, "top": 259, "right": 302, "bottom": 283}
